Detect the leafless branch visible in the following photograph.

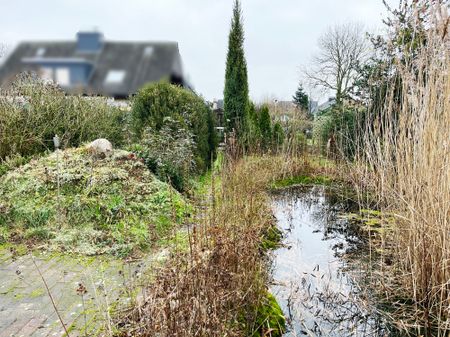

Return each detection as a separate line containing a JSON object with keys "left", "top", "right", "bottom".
{"left": 305, "top": 23, "right": 369, "bottom": 104}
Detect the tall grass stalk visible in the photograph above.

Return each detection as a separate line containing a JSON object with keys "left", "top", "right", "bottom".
{"left": 354, "top": 4, "right": 449, "bottom": 334}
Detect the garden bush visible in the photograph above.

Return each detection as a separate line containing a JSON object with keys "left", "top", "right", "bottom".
{"left": 313, "top": 106, "right": 359, "bottom": 159}
{"left": 0, "top": 74, "right": 126, "bottom": 161}
{"left": 272, "top": 122, "right": 285, "bottom": 150}
{"left": 130, "top": 118, "right": 196, "bottom": 192}
{"left": 131, "top": 82, "right": 217, "bottom": 172}
{"left": 257, "top": 105, "right": 272, "bottom": 151}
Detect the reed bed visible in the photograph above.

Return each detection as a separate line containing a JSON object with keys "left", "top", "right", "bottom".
{"left": 353, "top": 4, "right": 450, "bottom": 335}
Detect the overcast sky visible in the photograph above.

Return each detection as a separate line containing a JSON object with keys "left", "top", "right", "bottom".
{"left": 0, "top": 0, "right": 398, "bottom": 103}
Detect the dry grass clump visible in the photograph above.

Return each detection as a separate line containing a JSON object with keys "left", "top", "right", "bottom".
{"left": 0, "top": 74, "right": 125, "bottom": 161}
{"left": 115, "top": 154, "right": 302, "bottom": 336}
{"left": 354, "top": 3, "right": 450, "bottom": 334}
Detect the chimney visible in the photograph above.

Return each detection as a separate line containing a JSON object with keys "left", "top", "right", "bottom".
{"left": 76, "top": 31, "right": 103, "bottom": 53}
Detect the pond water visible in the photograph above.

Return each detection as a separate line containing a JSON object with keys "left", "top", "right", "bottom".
{"left": 271, "top": 185, "right": 389, "bottom": 337}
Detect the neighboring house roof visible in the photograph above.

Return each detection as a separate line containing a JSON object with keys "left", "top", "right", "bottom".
{"left": 312, "top": 97, "right": 336, "bottom": 115}
{"left": 212, "top": 99, "right": 224, "bottom": 111}
{"left": 275, "top": 100, "right": 296, "bottom": 110}
{"left": 309, "top": 100, "right": 318, "bottom": 113}
{"left": 0, "top": 32, "right": 186, "bottom": 98}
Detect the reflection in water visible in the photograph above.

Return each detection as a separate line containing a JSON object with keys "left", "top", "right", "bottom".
{"left": 271, "top": 186, "right": 388, "bottom": 337}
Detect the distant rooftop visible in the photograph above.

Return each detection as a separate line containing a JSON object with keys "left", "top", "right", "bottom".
{"left": 0, "top": 31, "right": 187, "bottom": 98}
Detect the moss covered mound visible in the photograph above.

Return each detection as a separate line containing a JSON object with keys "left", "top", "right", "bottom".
{"left": 0, "top": 147, "right": 189, "bottom": 256}
{"left": 248, "top": 291, "right": 286, "bottom": 337}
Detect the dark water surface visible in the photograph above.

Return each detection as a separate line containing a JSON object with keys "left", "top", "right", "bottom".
{"left": 270, "top": 186, "right": 388, "bottom": 337}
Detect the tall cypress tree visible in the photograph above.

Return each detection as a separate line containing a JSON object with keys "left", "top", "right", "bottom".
{"left": 224, "top": 0, "right": 249, "bottom": 138}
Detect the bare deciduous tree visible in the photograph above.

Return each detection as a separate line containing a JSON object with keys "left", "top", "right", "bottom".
{"left": 306, "top": 23, "right": 368, "bottom": 105}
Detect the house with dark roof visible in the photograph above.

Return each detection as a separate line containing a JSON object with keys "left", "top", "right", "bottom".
{"left": 0, "top": 31, "right": 187, "bottom": 98}
{"left": 211, "top": 99, "right": 224, "bottom": 127}
{"left": 312, "top": 97, "right": 336, "bottom": 116}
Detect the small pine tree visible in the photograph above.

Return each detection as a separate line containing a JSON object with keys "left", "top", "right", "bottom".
{"left": 224, "top": 0, "right": 249, "bottom": 138}
{"left": 258, "top": 105, "right": 272, "bottom": 150}
{"left": 272, "top": 122, "right": 285, "bottom": 149}
{"left": 293, "top": 83, "right": 309, "bottom": 111}
{"left": 248, "top": 100, "right": 258, "bottom": 125}
{"left": 246, "top": 100, "right": 261, "bottom": 147}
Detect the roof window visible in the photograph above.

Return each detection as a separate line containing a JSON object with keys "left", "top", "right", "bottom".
{"left": 104, "top": 70, "right": 126, "bottom": 84}
{"left": 36, "top": 48, "right": 46, "bottom": 57}
{"left": 56, "top": 67, "right": 70, "bottom": 86}
{"left": 143, "top": 46, "right": 154, "bottom": 57}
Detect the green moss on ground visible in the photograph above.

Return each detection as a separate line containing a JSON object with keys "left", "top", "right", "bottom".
{"left": 271, "top": 174, "right": 332, "bottom": 189}
{"left": 261, "top": 225, "right": 283, "bottom": 251}
{"left": 251, "top": 291, "right": 286, "bottom": 337}
{"left": 0, "top": 147, "right": 190, "bottom": 256}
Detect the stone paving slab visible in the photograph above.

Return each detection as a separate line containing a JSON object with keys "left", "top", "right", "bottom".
{"left": 0, "top": 247, "right": 166, "bottom": 337}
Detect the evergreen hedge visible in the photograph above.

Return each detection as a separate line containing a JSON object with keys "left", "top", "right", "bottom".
{"left": 131, "top": 82, "right": 217, "bottom": 172}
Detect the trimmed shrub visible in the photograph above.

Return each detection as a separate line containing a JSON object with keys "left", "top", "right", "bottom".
{"left": 131, "top": 118, "right": 196, "bottom": 192}
{"left": 131, "top": 82, "right": 217, "bottom": 172}
{"left": 0, "top": 74, "right": 126, "bottom": 160}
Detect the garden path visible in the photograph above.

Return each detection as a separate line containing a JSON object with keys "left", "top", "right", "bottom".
{"left": 0, "top": 247, "right": 166, "bottom": 337}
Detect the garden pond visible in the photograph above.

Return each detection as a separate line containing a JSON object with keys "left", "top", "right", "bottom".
{"left": 270, "top": 185, "right": 392, "bottom": 337}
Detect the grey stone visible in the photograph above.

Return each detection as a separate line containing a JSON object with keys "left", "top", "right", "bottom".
{"left": 86, "top": 139, "right": 113, "bottom": 158}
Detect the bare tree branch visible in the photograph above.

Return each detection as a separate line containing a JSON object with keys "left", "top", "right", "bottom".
{"left": 306, "top": 23, "right": 369, "bottom": 105}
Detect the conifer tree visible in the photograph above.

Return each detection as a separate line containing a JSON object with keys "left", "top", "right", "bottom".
{"left": 224, "top": 0, "right": 249, "bottom": 138}
{"left": 258, "top": 105, "right": 272, "bottom": 150}
{"left": 272, "top": 122, "right": 285, "bottom": 148}
{"left": 292, "top": 83, "right": 309, "bottom": 111}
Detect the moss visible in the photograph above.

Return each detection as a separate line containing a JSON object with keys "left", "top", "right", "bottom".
{"left": 271, "top": 174, "right": 332, "bottom": 189}
{"left": 0, "top": 147, "right": 189, "bottom": 256}
{"left": 158, "top": 230, "right": 190, "bottom": 252}
{"left": 339, "top": 208, "right": 396, "bottom": 236}
{"left": 15, "top": 244, "right": 28, "bottom": 256}
{"left": 251, "top": 291, "right": 286, "bottom": 337}
{"left": 29, "top": 288, "right": 45, "bottom": 298}
{"left": 261, "top": 225, "right": 283, "bottom": 251}
{"left": 14, "top": 293, "right": 25, "bottom": 300}
{"left": 360, "top": 209, "right": 383, "bottom": 216}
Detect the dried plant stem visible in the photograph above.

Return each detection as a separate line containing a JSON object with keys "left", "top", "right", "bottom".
{"left": 32, "top": 255, "right": 70, "bottom": 337}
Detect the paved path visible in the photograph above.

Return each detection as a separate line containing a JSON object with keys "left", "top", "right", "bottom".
{"left": 0, "top": 247, "right": 165, "bottom": 337}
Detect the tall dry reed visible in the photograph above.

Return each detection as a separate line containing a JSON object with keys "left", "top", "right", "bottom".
{"left": 354, "top": 3, "right": 450, "bottom": 334}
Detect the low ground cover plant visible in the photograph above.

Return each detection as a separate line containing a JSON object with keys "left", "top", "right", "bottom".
{"left": 0, "top": 146, "right": 189, "bottom": 256}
